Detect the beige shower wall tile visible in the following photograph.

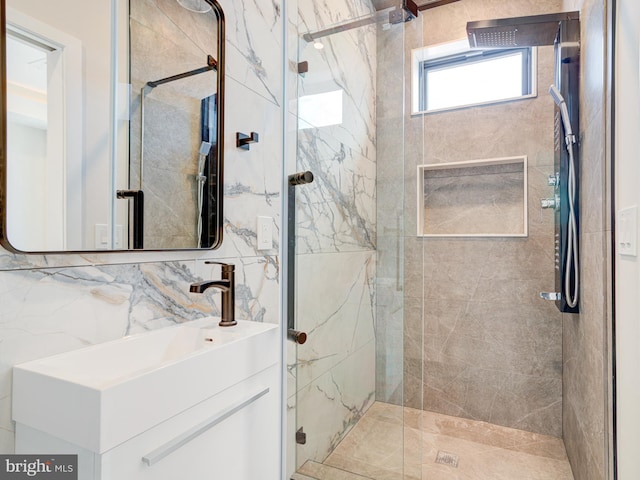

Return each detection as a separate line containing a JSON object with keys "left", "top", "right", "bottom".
{"left": 423, "top": 367, "right": 562, "bottom": 437}
{"left": 563, "top": 233, "right": 607, "bottom": 480}
{"left": 579, "top": 106, "right": 607, "bottom": 235}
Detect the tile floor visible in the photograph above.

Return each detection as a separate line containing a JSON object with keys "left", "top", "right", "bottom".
{"left": 295, "top": 402, "right": 575, "bottom": 480}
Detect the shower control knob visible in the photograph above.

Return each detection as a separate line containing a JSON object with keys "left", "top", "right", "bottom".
{"left": 541, "top": 198, "right": 558, "bottom": 209}
{"left": 547, "top": 174, "right": 559, "bottom": 186}
{"left": 540, "top": 292, "right": 561, "bottom": 301}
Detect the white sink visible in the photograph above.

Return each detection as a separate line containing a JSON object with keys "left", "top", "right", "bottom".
{"left": 13, "top": 318, "right": 279, "bottom": 454}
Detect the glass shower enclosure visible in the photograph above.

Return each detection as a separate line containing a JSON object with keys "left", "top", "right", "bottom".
{"left": 286, "top": 1, "right": 573, "bottom": 479}
{"left": 286, "top": 1, "right": 412, "bottom": 478}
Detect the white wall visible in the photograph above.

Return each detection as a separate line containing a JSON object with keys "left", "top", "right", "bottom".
{"left": 614, "top": 0, "right": 640, "bottom": 478}
{"left": 6, "top": 122, "right": 47, "bottom": 250}
{"left": 6, "top": 0, "right": 113, "bottom": 249}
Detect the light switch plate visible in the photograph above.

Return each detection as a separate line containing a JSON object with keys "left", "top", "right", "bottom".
{"left": 617, "top": 206, "right": 638, "bottom": 257}
{"left": 257, "top": 216, "right": 273, "bottom": 250}
{"left": 94, "top": 224, "right": 124, "bottom": 249}
{"left": 95, "top": 224, "right": 109, "bottom": 249}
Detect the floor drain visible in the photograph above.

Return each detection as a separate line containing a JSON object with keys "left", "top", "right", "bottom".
{"left": 435, "top": 450, "right": 459, "bottom": 468}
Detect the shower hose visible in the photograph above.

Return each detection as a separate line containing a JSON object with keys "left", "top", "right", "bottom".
{"left": 565, "top": 135, "right": 579, "bottom": 308}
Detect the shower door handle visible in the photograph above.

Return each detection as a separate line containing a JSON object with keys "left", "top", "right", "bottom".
{"left": 288, "top": 329, "right": 307, "bottom": 345}
{"left": 287, "top": 171, "right": 314, "bottom": 344}
{"left": 117, "top": 189, "right": 144, "bottom": 249}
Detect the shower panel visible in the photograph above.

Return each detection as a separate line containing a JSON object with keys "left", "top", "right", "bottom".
{"left": 467, "top": 12, "right": 581, "bottom": 313}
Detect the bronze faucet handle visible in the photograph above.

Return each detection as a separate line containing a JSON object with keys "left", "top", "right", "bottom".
{"left": 204, "top": 261, "right": 235, "bottom": 272}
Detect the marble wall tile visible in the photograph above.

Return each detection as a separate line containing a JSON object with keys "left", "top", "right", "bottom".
{"left": 297, "top": 0, "right": 375, "bottom": 34}
{"left": 294, "top": 251, "right": 375, "bottom": 391}
{"left": 216, "top": 77, "right": 283, "bottom": 259}
{"left": 294, "top": 13, "right": 377, "bottom": 254}
{"left": 288, "top": 2, "right": 378, "bottom": 472}
{"left": 219, "top": 0, "right": 283, "bottom": 106}
{"left": 295, "top": 130, "right": 376, "bottom": 252}
{"left": 296, "top": 340, "right": 376, "bottom": 467}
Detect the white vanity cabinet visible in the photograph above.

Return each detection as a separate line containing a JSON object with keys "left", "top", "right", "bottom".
{"left": 13, "top": 319, "right": 280, "bottom": 480}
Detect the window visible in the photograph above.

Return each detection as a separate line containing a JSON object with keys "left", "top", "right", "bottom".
{"left": 412, "top": 40, "right": 536, "bottom": 114}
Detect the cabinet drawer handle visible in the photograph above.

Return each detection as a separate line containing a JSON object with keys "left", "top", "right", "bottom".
{"left": 142, "top": 387, "right": 270, "bottom": 466}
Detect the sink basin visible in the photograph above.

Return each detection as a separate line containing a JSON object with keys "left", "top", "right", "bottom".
{"left": 13, "top": 318, "right": 279, "bottom": 453}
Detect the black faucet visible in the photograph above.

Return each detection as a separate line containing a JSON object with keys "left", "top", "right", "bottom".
{"left": 190, "top": 262, "right": 237, "bottom": 327}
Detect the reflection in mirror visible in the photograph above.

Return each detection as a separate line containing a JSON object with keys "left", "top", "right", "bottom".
{"left": 0, "top": 0, "right": 224, "bottom": 253}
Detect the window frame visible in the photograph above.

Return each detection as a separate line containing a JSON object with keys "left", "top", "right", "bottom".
{"left": 411, "top": 40, "right": 538, "bottom": 115}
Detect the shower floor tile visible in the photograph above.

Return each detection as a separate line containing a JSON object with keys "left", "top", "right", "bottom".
{"left": 299, "top": 402, "right": 574, "bottom": 480}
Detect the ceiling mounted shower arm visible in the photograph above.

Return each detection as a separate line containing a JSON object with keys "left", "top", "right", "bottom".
{"left": 146, "top": 55, "right": 217, "bottom": 89}
{"left": 302, "top": 8, "right": 394, "bottom": 42}
{"left": 405, "top": 0, "right": 461, "bottom": 14}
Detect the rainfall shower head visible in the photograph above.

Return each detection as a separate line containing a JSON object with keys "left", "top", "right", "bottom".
{"left": 467, "top": 12, "right": 579, "bottom": 48}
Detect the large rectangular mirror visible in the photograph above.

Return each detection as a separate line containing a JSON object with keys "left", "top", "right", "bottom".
{"left": 0, "top": 0, "right": 225, "bottom": 252}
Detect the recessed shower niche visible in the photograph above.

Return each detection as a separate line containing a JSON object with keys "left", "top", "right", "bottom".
{"left": 417, "top": 156, "right": 528, "bottom": 237}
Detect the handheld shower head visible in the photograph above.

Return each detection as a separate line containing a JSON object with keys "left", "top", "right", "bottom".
{"left": 549, "top": 84, "right": 573, "bottom": 138}
{"left": 199, "top": 141, "right": 212, "bottom": 156}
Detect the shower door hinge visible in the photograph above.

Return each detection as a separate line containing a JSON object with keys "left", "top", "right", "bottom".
{"left": 297, "top": 61, "right": 309, "bottom": 77}
{"left": 296, "top": 427, "right": 307, "bottom": 445}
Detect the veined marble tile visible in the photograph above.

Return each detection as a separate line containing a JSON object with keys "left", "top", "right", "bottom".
{"left": 297, "top": 0, "right": 375, "bottom": 34}
{"left": 293, "top": 251, "right": 375, "bottom": 390}
{"left": 296, "top": 23, "right": 376, "bottom": 157}
{"left": 219, "top": 0, "right": 283, "bottom": 106}
{"left": 296, "top": 340, "right": 376, "bottom": 467}
{"left": 295, "top": 1, "right": 376, "bottom": 156}
{"left": 291, "top": 1, "right": 377, "bottom": 256}
{"left": 295, "top": 131, "right": 376, "bottom": 253}
{"left": 213, "top": 77, "right": 282, "bottom": 259}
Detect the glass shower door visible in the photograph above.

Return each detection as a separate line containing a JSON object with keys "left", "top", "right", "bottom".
{"left": 287, "top": 2, "right": 409, "bottom": 479}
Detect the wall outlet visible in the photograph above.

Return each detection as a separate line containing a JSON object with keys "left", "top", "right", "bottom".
{"left": 257, "top": 216, "right": 273, "bottom": 250}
